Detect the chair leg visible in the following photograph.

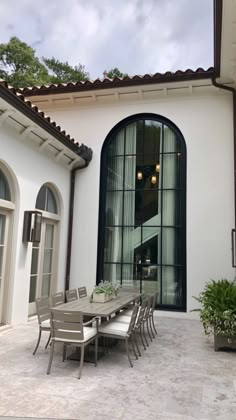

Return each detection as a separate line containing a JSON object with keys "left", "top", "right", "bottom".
{"left": 45, "top": 332, "right": 51, "bottom": 349}
{"left": 94, "top": 337, "right": 98, "bottom": 366}
{"left": 139, "top": 326, "right": 146, "bottom": 350}
{"left": 134, "top": 331, "right": 141, "bottom": 357}
{"left": 62, "top": 344, "right": 67, "bottom": 362}
{"left": 33, "top": 328, "right": 42, "bottom": 355}
{"left": 149, "top": 317, "right": 155, "bottom": 339}
{"left": 146, "top": 319, "right": 152, "bottom": 341}
{"left": 47, "top": 340, "right": 55, "bottom": 374}
{"left": 130, "top": 335, "right": 138, "bottom": 360}
{"left": 152, "top": 316, "right": 158, "bottom": 335}
{"left": 142, "top": 323, "right": 149, "bottom": 347}
{"left": 125, "top": 339, "right": 133, "bottom": 368}
{"left": 78, "top": 346, "right": 85, "bottom": 379}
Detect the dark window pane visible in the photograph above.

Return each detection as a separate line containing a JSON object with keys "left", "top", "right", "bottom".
{"left": 0, "top": 170, "right": 11, "bottom": 201}
{"left": 36, "top": 186, "right": 46, "bottom": 211}
{"left": 104, "top": 227, "right": 122, "bottom": 263}
{"left": 46, "top": 188, "right": 57, "bottom": 214}
{"left": 103, "top": 263, "right": 121, "bottom": 284}
{"left": 29, "top": 275, "right": 37, "bottom": 303}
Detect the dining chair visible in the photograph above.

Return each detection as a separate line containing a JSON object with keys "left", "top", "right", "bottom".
{"left": 98, "top": 304, "right": 139, "bottom": 367}
{"left": 47, "top": 309, "right": 98, "bottom": 379}
{"left": 66, "top": 289, "right": 78, "bottom": 302}
{"left": 33, "top": 296, "right": 51, "bottom": 355}
{"left": 115, "top": 297, "right": 149, "bottom": 352}
{"left": 51, "top": 291, "right": 64, "bottom": 307}
{"left": 78, "top": 286, "right": 87, "bottom": 298}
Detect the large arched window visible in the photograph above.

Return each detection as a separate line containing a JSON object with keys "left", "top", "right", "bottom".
{"left": 29, "top": 184, "right": 60, "bottom": 315}
{"left": 97, "top": 114, "right": 186, "bottom": 310}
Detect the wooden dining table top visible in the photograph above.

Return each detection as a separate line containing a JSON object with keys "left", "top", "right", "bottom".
{"left": 52, "top": 290, "right": 140, "bottom": 317}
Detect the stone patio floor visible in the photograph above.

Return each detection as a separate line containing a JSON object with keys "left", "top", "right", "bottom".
{"left": 0, "top": 316, "right": 236, "bottom": 420}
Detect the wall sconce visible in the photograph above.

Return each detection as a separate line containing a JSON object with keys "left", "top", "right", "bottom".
{"left": 137, "top": 171, "right": 143, "bottom": 180}
{"left": 155, "top": 163, "right": 160, "bottom": 172}
{"left": 22, "top": 211, "right": 42, "bottom": 243}
{"left": 151, "top": 175, "right": 157, "bottom": 185}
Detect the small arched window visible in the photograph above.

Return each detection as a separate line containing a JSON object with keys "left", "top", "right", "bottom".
{"left": 0, "top": 169, "right": 11, "bottom": 201}
{"left": 35, "top": 185, "right": 57, "bottom": 214}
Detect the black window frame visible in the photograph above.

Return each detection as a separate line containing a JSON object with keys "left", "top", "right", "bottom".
{"left": 97, "top": 113, "right": 187, "bottom": 312}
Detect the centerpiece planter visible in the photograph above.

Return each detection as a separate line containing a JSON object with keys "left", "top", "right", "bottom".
{"left": 193, "top": 278, "right": 236, "bottom": 352}
{"left": 92, "top": 293, "right": 113, "bottom": 303}
{"left": 91, "top": 281, "right": 119, "bottom": 303}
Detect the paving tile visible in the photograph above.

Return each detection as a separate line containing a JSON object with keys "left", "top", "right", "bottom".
{"left": 0, "top": 318, "right": 236, "bottom": 420}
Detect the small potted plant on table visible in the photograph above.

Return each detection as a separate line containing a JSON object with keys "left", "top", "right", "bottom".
{"left": 91, "top": 281, "right": 118, "bottom": 303}
{"left": 193, "top": 278, "right": 236, "bottom": 351}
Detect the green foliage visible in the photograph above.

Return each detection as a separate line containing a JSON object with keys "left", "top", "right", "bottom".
{"left": 43, "top": 57, "right": 89, "bottom": 84}
{"left": 0, "top": 37, "right": 89, "bottom": 88}
{"left": 93, "top": 281, "right": 118, "bottom": 296}
{"left": 0, "top": 37, "right": 50, "bottom": 88}
{"left": 106, "top": 67, "right": 128, "bottom": 79}
{"left": 193, "top": 279, "right": 236, "bottom": 337}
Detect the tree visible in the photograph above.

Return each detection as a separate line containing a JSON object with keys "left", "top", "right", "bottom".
{"left": 0, "top": 37, "right": 89, "bottom": 88}
{"left": 0, "top": 37, "right": 50, "bottom": 88}
{"left": 43, "top": 57, "right": 89, "bottom": 84}
{"left": 106, "top": 67, "right": 128, "bottom": 79}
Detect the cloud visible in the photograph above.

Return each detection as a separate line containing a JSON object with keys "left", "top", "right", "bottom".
{"left": 0, "top": 0, "right": 213, "bottom": 79}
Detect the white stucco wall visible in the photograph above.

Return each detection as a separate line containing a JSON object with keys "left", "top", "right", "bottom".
{"left": 0, "top": 123, "right": 71, "bottom": 324}
{"left": 48, "top": 90, "right": 236, "bottom": 313}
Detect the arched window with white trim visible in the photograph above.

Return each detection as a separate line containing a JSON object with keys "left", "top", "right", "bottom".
{"left": 0, "top": 164, "right": 16, "bottom": 324}
{"left": 29, "top": 184, "right": 60, "bottom": 315}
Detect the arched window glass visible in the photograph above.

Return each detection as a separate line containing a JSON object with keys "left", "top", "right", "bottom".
{"left": 97, "top": 115, "right": 186, "bottom": 311}
{"left": 0, "top": 169, "right": 11, "bottom": 201}
{"left": 36, "top": 185, "right": 57, "bottom": 214}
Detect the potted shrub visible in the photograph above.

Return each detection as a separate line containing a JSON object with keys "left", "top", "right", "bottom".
{"left": 193, "top": 279, "right": 236, "bottom": 351}
{"left": 91, "top": 281, "right": 118, "bottom": 303}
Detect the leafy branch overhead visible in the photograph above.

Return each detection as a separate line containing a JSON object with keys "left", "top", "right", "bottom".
{"left": 0, "top": 37, "right": 127, "bottom": 88}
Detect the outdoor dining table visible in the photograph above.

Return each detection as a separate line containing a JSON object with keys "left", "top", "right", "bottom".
{"left": 52, "top": 290, "right": 140, "bottom": 318}
{"left": 51, "top": 290, "right": 141, "bottom": 362}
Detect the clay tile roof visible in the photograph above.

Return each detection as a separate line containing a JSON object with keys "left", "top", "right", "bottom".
{"left": 0, "top": 80, "right": 92, "bottom": 164}
{"left": 19, "top": 67, "right": 215, "bottom": 97}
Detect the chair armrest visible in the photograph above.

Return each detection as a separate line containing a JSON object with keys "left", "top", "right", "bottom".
{"left": 83, "top": 316, "right": 99, "bottom": 327}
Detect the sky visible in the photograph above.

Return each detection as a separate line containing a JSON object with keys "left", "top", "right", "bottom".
{"left": 0, "top": 0, "right": 213, "bottom": 80}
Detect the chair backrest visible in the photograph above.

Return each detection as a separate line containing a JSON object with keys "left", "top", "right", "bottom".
{"left": 78, "top": 286, "right": 87, "bottom": 298}
{"left": 35, "top": 296, "right": 50, "bottom": 325}
{"left": 136, "top": 298, "right": 149, "bottom": 328}
{"left": 127, "top": 304, "right": 140, "bottom": 335}
{"left": 50, "top": 309, "right": 84, "bottom": 342}
{"left": 51, "top": 291, "right": 64, "bottom": 307}
{"left": 66, "top": 289, "right": 78, "bottom": 302}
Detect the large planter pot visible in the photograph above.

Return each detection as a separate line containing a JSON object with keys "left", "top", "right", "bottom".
{"left": 92, "top": 293, "right": 113, "bottom": 303}
{"left": 214, "top": 334, "right": 236, "bottom": 351}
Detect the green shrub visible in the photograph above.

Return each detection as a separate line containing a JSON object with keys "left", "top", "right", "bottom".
{"left": 193, "top": 279, "right": 236, "bottom": 337}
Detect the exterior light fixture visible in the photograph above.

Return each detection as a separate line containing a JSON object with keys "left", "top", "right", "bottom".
{"left": 137, "top": 171, "right": 143, "bottom": 180}
{"left": 151, "top": 175, "right": 157, "bottom": 185}
{"left": 22, "top": 210, "right": 42, "bottom": 243}
{"left": 155, "top": 163, "right": 160, "bottom": 172}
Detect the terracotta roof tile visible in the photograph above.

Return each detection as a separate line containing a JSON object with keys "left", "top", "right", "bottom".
{"left": 19, "top": 67, "right": 215, "bottom": 96}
